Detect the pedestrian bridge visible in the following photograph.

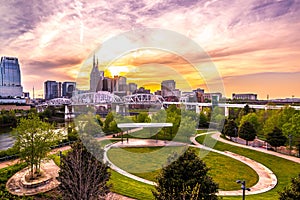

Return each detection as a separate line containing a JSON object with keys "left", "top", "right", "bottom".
{"left": 36, "top": 91, "right": 300, "bottom": 117}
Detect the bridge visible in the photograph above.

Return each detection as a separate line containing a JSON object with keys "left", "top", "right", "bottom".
{"left": 36, "top": 91, "right": 300, "bottom": 119}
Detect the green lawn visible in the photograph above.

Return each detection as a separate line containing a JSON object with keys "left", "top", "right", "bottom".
{"left": 98, "top": 138, "right": 121, "bottom": 148}
{"left": 107, "top": 146, "right": 258, "bottom": 191}
{"left": 109, "top": 170, "right": 154, "bottom": 200}
{"left": 196, "top": 133, "right": 300, "bottom": 200}
{"left": 108, "top": 146, "right": 187, "bottom": 181}
{"left": 117, "top": 128, "right": 208, "bottom": 143}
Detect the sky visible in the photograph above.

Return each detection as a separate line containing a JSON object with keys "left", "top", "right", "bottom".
{"left": 0, "top": 0, "right": 299, "bottom": 99}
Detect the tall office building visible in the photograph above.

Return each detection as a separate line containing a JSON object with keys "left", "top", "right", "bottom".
{"left": 103, "top": 77, "right": 112, "bottom": 92}
{"left": 0, "top": 56, "right": 23, "bottom": 97}
{"left": 62, "top": 81, "right": 76, "bottom": 98}
{"left": 44, "top": 80, "right": 60, "bottom": 100}
{"left": 90, "top": 55, "right": 104, "bottom": 92}
{"left": 118, "top": 76, "right": 127, "bottom": 92}
{"left": 128, "top": 83, "right": 137, "bottom": 94}
{"left": 161, "top": 80, "right": 176, "bottom": 97}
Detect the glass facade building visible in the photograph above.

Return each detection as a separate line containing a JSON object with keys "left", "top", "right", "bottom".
{"left": 44, "top": 80, "right": 60, "bottom": 100}
{"left": 62, "top": 81, "right": 76, "bottom": 98}
{"left": 0, "top": 56, "right": 23, "bottom": 97}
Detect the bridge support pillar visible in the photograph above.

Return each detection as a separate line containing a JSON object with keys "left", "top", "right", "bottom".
{"left": 196, "top": 106, "right": 200, "bottom": 114}
{"left": 225, "top": 106, "right": 229, "bottom": 117}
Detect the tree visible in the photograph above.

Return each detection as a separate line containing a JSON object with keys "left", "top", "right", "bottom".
{"left": 199, "top": 111, "right": 208, "bottom": 128}
{"left": 58, "top": 141, "right": 110, "bottom": 200}
{"left": 238, "top": 121, "right": 257, "bottom": 145}
{"left": 134, "top": 112, "right": 151, "bottom": 123}
{"left": 223, "top": 119, "right": 238, "bottom": 140}
{"left": 239, "top": 113, "right": 259, "bottom": 132}
{"left": 278, "top": 174, "right": 300, "bottom": 200}
{"left": 13, "top": 113, "right": 60, "bottom": 179}
{"left": 282, "top": 113, "right": 300, "bottom": 140}
{"left": 152, "top": 149, "right": 218, "bottom": 200}
{"left": 103, "top": 112, "right": 114, "bottom": 133}
{"left": 266, "top": 127, "right": 287, "bottom": 151}
{"left": 83, "top": 117, "right": 103, "bottom": 137}
{"left": 175, "top": 116, "right": 197, "bottom": 143}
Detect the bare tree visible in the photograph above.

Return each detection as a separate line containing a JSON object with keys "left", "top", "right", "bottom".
{"left": 58, "top": 141, "right": 110, "bottom": 200}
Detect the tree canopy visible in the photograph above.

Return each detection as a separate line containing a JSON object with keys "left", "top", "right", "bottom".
{"left": 223, "top": 119, "right": 238, "bottom": 139}
{"left": 58, "top": 141, "right": 110, "bottom": 200}
{"left": 279, "top": 174, "right": 300, "bottom": 200}
{"left": 153, "top": 149, "right": 218, "bottom": 200}
{"left": 238, "top": 121, "right": 257, "bottom": 145}
{"left": 266, "top": 127, "right": 287, "bottom": 151}
{"left": 13, "top": 113, "right": 61, "bottom": 178}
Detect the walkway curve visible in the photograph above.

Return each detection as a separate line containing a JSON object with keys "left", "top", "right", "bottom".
{"left": 211, "top": 132, "right": 300, "bottom": 164}
{"left": 103, "top": 138, "right": 277, "bottom": 196}
{"left": 191, "top": 134, "right": 277, "bottom": 196}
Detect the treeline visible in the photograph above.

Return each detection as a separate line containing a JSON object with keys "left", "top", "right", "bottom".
{"left": 223, "top": 105, "right": 300, "bottom": 151}
{"left": 75, "top": 105, "right": 209, "bottom": 143}
{"left": 0, "top": 109, "right": 36, "bottom": 127}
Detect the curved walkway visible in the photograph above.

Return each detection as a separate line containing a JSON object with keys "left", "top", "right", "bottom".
{"left": 210, "top": 132, "right": 300, "bottom": 164}
{"left": 191, "top": 135, "right": 277, "bottom": 196}
{"left": 6, "top": 159, "right": 60, "bottom": 196}
{"left": 103, "top": 139, "right": 188, "bottom": 186}
{"left": 104, "top": 138, "right": 277, "bottom": 196}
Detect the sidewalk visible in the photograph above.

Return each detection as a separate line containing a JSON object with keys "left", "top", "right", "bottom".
{"left": 211, "top": 132, "right": 300, "bottom": 164}
{"left": 104, "top": 138, "right": 277, "bottom": 196}
{"left": 190, "top": 135, "right": 277, "bottom": 196}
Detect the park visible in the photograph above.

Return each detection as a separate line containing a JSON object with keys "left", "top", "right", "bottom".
{"left": 0, "top": 105, "right": 300, "bottom": 199}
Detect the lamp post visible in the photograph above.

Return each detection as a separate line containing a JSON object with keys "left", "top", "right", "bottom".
{"left": 236, "top": 180, "right": 250, "bottom": 200}
{"left": 234, "top": 127, "right": 238, "bottom": 142}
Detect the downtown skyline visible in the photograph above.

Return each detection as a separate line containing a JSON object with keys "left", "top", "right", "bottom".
{"left": 0, "top": 0, "right": 300, "bottom": 99}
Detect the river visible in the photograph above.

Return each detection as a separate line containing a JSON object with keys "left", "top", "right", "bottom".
{"left": 0, "top": 131, "right": 15, "bottom": 151}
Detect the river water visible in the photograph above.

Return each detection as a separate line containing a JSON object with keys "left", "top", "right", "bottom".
{"left": 0, "top": 131, "right": 15, "bottom": 151}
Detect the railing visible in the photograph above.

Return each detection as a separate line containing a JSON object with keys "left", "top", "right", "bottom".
{"left": 0, "top": 141, "right": 76, "bottom": 163}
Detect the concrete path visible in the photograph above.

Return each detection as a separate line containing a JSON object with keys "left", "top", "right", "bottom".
{"left": 104, "top": 138, "right": 278, "bottom": 196}
{"left": 210, "top": 132, "right": 300, "bottom": 164}
{"left": 6, "top": 159, "right": 60, "bottom": 196}
{"left": 103, "top": 139, "right": 188, "bottom": 186}
{"left": 191, "top": 135, "right": 277, "bottom": 196}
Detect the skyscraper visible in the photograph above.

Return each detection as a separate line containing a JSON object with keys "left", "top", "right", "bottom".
{"left": 44, "top": 80, "right": 60, "bottom": 100}
{"left": 0, "top": 56, "right": 23, "bottom": 97}
{"left": 62, "top": 81, "right": 76, "bottom": 98}
{"left": 90, "top": 55, "right": 104, "bottom": 92}
{"left": 161, "top": 80, "right": 176, "bottom": 97}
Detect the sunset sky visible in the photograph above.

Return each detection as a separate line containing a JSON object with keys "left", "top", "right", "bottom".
{"left": 0, "top": 0, "right": 299, "bottom": 99}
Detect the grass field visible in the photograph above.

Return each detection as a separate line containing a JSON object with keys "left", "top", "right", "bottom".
{"left": 17, "top": 130, "right": 300, "bottom": 200}
{"left": 117, "top": 128, "right": 207, "bottom": 143}
{"left": 195, "top": 133, "right": 300, "bottom": 200}
{"left": 109, "top": 170, "right": 154, "bottom": 200}
{"left": 107, "top": 146, "right": 258, "bottom": 191}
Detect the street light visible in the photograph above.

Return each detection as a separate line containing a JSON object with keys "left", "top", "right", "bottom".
{"left": 236, "top": 180, "right": 250, "bottom": 200}
{"left": 234, "top": 127, "right": 238, "bottom": 142}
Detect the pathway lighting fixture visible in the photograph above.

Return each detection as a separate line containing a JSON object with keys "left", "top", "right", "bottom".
{"left": 236, "top": 180, "right": 250, "bottom": 200}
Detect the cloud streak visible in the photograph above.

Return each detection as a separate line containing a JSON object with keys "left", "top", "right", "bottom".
{"left": 0, "top": 0, "right": 299, "bottom": 98}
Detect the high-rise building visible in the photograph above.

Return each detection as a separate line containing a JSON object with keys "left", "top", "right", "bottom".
{"left": 44, "top": 80, "right": 60, "bottom": 100}
{"left": 128, "top": 83, "right": 137, "bottom": 94}
{"left": 118, "top": 76, "right": 127, "bottom": 92}
{"left": 161, "top": 80, "right": 176, "bottom": 97}
{"left": 103, "top": 77, "right": 112, "bottom": 92}
{"left": 90, "top": 55, "right": 104, "bottom": 92}
{"left": 62, "top": 82, "right": 76, "bottom": 98}
{"left": 0, "top": 56, "right": 23, "bottom": 97}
